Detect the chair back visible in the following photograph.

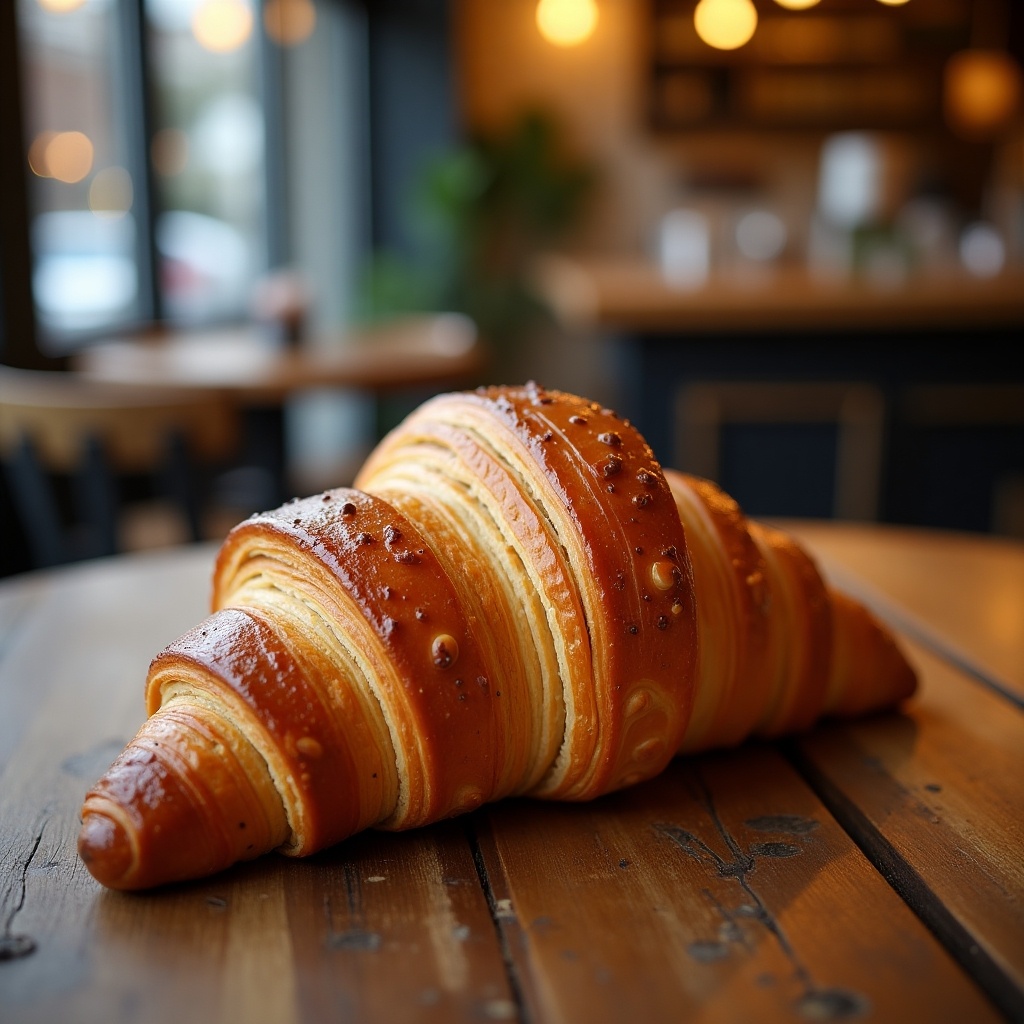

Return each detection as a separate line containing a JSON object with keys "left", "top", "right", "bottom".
{"left": 0, "top": 366, "right": 238, "bottom": 569}
{"left": 675, "top": 380, "right": 885, "bottom": 521}
{"left": 0, "top": 366, "right": 236, "bottom": 471}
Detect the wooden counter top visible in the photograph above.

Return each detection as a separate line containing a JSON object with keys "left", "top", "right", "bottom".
{"left": 535, "top": 255, "right": 1024, "bottom": 334}
{"left": 1, "top": 522, "right": 1022, "bottom": 1022}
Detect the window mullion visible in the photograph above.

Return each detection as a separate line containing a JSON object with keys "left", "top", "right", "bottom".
{"left": 259, "top": 2, "right": 290, "bottom": 270}
{"left": 118, "top": 0, "right": 162, "bottom": 325}
{"left": 0, "top": 0, "right": 46, "bottom": 369}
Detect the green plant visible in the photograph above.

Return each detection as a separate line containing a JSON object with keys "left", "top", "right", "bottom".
{"left": 360, "top": 109, "right": 595, "bottom": 351}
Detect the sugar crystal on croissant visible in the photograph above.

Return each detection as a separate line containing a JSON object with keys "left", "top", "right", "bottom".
{"left": 78, "top": 384, "right": 916, "bottom": 889}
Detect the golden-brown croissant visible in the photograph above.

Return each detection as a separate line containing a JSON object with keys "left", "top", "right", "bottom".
{"left": 78, "top": 384, "right": 916, "bottom": 889}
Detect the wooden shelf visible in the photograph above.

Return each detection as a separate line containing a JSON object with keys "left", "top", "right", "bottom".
{"left": 649, "top": 0, "right": 973, "bottom": 133}
{"left": 535, "top": 255, "right": 1024, "bottom": 334}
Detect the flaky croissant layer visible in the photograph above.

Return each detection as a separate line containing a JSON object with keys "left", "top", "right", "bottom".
{"left": 78, "top": 384, "right": 916, "bottom": 889}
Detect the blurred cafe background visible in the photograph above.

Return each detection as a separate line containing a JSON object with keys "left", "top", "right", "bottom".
{"left": 1, "top": 0, "right": 1022, "bottom": 578}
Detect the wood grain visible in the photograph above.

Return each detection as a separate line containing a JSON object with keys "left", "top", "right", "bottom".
{"left": 0, "top": 548, "right": 213, "bottom": 1022}
{"left": 3, "top": 827, "right": 512, "bottom": 1024}
{"left": 279, "top": 825, "right": 513, "bottom": 1023}
{"left": 476, "top": 749, "right": 1001, "bottom": 1023}
{"left": 0, "top": 548, "right": 511, "bottom": 1024}
{"left": 794, "top": 636, "right": 1024, "bottom": 1021}
{"left": 2, "top": 526, "right": 1021, "bottom": 1022}
{"left": 0, "top": 548, "right": 213, "bottom": 774}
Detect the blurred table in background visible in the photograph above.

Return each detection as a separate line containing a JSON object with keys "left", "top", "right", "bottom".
{"left": 538, "top": 257, "right": 1024, "bottom": 534}
{"left": 74, "top": 313, "right": 485, "bottom": 403}
{"left": 73, "top": 314, "right": 487, "bottom": 506}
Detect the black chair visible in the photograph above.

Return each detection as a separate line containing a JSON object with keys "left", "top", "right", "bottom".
{"left": 0, "top": 366, "right": 238, "bottom": 569}
{"left": 674, "top": 380, "right": 886, "bottom": 521}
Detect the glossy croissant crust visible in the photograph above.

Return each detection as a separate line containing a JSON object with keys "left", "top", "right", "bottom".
{"left": 78, "top": 384, "right": 916, "bottom": 889}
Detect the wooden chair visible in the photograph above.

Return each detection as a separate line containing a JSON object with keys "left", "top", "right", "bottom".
{"left": 0, "top": 366, "right": 238, "bottom": 569}
{"left": 675, "top": 381, "right": 886, "bottom": 521}
{"left": 894, "top": 383, "right": 1024, "bottom": 536}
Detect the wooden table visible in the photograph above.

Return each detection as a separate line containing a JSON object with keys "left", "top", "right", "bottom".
{"left": 72, "top": 314, "right": 487, "bottom": 403}
{"left": 1, "top": 523, "right": 1022, "bottom": 1023}
{"left": 72, "top": 314, "right": 488, "bottom": 504}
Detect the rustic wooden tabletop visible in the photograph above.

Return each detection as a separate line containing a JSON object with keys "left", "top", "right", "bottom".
{"left": 1, "top": 522, "right": 1021, "bottom": 1023}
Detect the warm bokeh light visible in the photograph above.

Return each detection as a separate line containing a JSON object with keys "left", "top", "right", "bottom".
{"left": 43, "top": 130, "right": 94, "bottom": 183}
{"left": 192, "top": 0, "right": 253, "bottom": 54}
{"left": 89, "top": 166, "right": 133, "bottom": 217}
{"left": 36, "top": 0, "right": 87, "bottom": 12}
{"left": 264, "top": 0, "right": 316, "bottom": 46}
{"left": 875, "top": 0, "right": 911, "bottom": 6}
{"left": 151, "top": 127, "right": 190, "bottom": 177}
{"left": 536, "top": 0, "right": 598, "bottom": 48}
{"left": 944, "top": 49, "right": 1022, "bottom": 139}
{"left": 772, "top": 0, "right": 820, "bottom": 9}
{"left": 694, "top": 0, "right": 758, "bottom": 52}
{"left": 27, "top": 131, "right": 56, "bottom": 177}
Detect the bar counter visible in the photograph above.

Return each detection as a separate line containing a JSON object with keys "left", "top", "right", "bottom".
{"left": 536, "top": 257, "right": 1024, "bottom": 530}
{"left": 535, "top": 256, "right": 1024, "bottom": 334}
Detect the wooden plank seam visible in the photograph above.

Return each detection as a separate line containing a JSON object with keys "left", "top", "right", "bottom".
{"left": 466, "top": 817, "right": 530, "bottom": 1023}
{"left": 785, "top": 741, "right": 1024, "bottom": 1023}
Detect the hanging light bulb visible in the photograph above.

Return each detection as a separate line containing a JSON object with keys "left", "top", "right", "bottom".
{"left": 536, "top": 0, "right": 598, "bottom": 48}
{"left": 694, "top": 0, "right": 758, "bottom": 52}
{"left": 694, "top": 0, "right": 758, "bottom": 51}
{"left": 192, "top": 0, "right": 253, "bottom": 54}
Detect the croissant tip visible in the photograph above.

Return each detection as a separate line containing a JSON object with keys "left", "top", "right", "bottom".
{"left": 78, "top": 811, "right": 134, "bottom": 889}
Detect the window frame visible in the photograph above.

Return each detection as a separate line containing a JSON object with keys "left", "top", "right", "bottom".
{"left": 0, "top": 0, "right": 45, "bottom": 369}
{"left": 1, "top": 0, "right": 294, "bottom": 364}
{"left": 3, "top": 0, "right": 454, "bottom": 368}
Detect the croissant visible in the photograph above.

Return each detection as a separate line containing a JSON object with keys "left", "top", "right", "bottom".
{"left": 78, "top": 384, "right": 916, "bottom": 889}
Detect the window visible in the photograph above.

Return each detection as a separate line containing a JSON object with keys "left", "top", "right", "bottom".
{"left": 9, "top": 0, "right": 363, "bottom": 356}
{"left": 147, "top": 0, "right": 267, "bottom": 324}
{"left": 18, "top": 0, "right": 141, "bottom": 337}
